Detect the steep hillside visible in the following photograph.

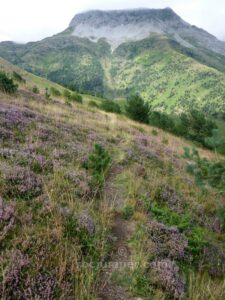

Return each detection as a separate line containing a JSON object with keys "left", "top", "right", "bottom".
{"left": 1, "top": 8, "right": 225, "bottom": 115}
{"left": 0, "top": 35, "right": 108, "bottom": 95}
{"left": 108, "top": 35, "right": 225, "bottom": 114}
{"left": 0, "top": 57, "right": 104, "bottom": 105}
{"left": 0, "top": 59, "right": 225, "bottom": 299}
{"left": 0, "top": 57, "right": 67, "bottom": 93}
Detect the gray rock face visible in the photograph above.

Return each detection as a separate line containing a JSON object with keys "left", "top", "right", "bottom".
{"left": 70, "top": 8, "right": 225, "bottom": 54}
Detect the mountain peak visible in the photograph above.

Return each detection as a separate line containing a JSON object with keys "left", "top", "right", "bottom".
{"left": 69, "top": 8, "right": 225, "bottom": 54}
{"left": 69, "top": 8, "right": 179, "bottom": 28}
{"left": 69, "top": 8, "right": 184, "bottom": 49}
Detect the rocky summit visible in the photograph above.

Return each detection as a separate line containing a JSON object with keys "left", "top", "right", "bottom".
{"left": 70, "top": 8, "right": 225, "bottom": 53}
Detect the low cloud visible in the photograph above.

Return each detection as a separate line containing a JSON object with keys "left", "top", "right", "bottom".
{"left": 0, "top": 0, "right": 224, "bottom": 42}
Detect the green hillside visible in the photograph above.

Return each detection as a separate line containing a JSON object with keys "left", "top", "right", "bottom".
{"left": 110, "top": 35, "right": 225, "bottom": 115}
{"left": 1, "top": 33, "right": 225, "bottom": 116}
{"left": 0, "top": 56, "right": 104, "bottom": 105}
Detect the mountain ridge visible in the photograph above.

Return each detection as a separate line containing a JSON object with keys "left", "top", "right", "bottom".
{"left": 69, "top": 8, "right": 225, "bottom": 54}
{"left": 1, "top": 8, "right": 225, "bottom": 115}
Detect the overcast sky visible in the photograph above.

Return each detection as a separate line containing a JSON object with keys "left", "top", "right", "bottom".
{"left": 0, "top": 0, "right": 225, "bottom": 43}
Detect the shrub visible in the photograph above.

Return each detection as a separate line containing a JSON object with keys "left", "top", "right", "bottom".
{"left": 64, "top": 215, "right": 100, "bottom": 260}
{"left": 65, "top": 99, "right": 72, "bottom": 106}
{"left": 122, "top": 205, "right": 134, "bottom": 220}
{"left": 145, "top": 200, "right": 207, "bottom": 260}
{"left": 112, "top": 268, "right": 153, "bottom": 298}
{"left": 32, "top": 86, "right": 39, "bottom": 94}
{"left": 100, "top": 100, "right": 121, "bottom": 114}
{"left": 50, "top": 86, "right": 61, "bottom": 97}
{"left": 187, "top": 226, "right": 207, "bottom": 259}
{"left": 130, "top": 270, "right": 153, "bottom": 297}
{"left": 45, "top": 88, "right": 51, "bottom": 100}
{"left": 0, "top": 71, "right": 18, "bottom": 94}
{"left": 63, "top": 89, "right": 71, "bottom": 100}
{"left": 151, "top": 129, "right": 158, "bottom": 136}
{"left": 0, "top": 197, "right": 15, "bottom": 242}
{"left": 149, "top": 111, "right": 175, "bottom": 133}
{"left": 88, "top": 100, "right": 99, "bottom": 108}
{"left": 3, "top": 167, "right": 42, "bottom": 199}
{"left": 147, "top": 220, "right": 188, "bottom": 260}
{"left": 216, "top": 204, "right": 225, "bottom": 232}
{"left": 69, "top": 92, "right": 83, "bottom": 103}
{"left": 183, "top": 147, "right": 225, "bottom": 191}
{"left": 145, "top": 201, "right": 190, "bottom": 231}
{"left": 150, "top": 259, "right": 185, "bottom": 299}
{"left": 83, "top": 144, "right": 111, "bottom": 188}
{"left": 125, "top": 94, "right": 150, "bottom": 123}
{"left": 12, "top": 71, "right": 26, "bottom": 83}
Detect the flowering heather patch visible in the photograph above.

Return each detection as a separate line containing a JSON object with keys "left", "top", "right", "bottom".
{"left": 0, "top": 250, "right": 29, "bottom": 299}
{"left": 88, "top": 131, "right": 97, "bottom": 142}
{"left": 135, "top": 133, "right": 149, "bottom": 147}
{"left": 134, "top": 133, "right": 161, "bottom": 161}
{"left": 30, "top": 154, "right": 53, "bottom": 174}
{"left": 0, "top": 127, "right": 12, "bottom": 140}
{"left": 0, "top": 105, "right": 36, "bottom": 129}
{"left": 159, "top": 185, "right": 184, "bottom": 214}
{"left": 0, "top": 148, "right": 53, "bottom": 173}
{"left": 52, "top": 142, "right": 89, "bottom": 165}
{"left": 149, "top": 259, "right": 185, "bottom": 299}
{"left": 0, "top": 197, "right": 15, "bottom": 242}
{"left": 65, "top": 170, "right": 92, "bottom": 198}
{"left": 3, "top": 166, "right": 42, "bottom": 199}
{"left": 148, "top": 220, "right": 188, "bottom": 260}
{"left": 25, "top": 272, "right": 57, "bottom": 300}
{"left": 0, "top": 105, "right": 37, "bottom": 144}
{"left": 0, "top": 148, "right": 19, "bottom": 159}
{"left": 203, "top": 243, "right": 225, "bottom": 277}
{"left": 35, "top": 124, "right": 58, "bottom": 142}
{"left": 87, "top": 130, "right": 107, "bottom": 146}
{"left": 24, "top": 143, "right": 39, "bottom": 154}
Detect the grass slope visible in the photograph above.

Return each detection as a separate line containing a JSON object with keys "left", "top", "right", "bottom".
{"left": 0, "top": 59, "right": 225, "bottom": 299}
{"left": 0, "top": 57, "right": 104, "bottom": 104}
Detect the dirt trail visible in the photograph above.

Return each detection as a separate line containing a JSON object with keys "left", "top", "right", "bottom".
{"left": 97, "top": 165, "right": 137, "bottom": 300}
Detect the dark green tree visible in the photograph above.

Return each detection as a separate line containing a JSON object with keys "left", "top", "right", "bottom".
{"left": 32, "top": 86, "right": 40, "bottom": 94}
{"left": 0, "top": 72, "right": 18, "bottom": 94}
{"left": 83, "top": 144, "right": 111, "bottom": 188}
{"left": 149, "top": 111, "right": 175, "bottom": 132}
{"left": 100, "top": 100, "right": 121, "bottom": 114}
{"left": 69, "top": 92, "right": 83, "bottom": 103}
{"left": 178, "top": 110, "right": 217, "bottom": 145}
{"left": 125, "top": 94, "right": 150, "bottom": 123}
{"left": 183, "top": 147, "right": 225, "bottom": 191}
{"left": 205, "top": 129, "right": 225, "bottom": 154}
